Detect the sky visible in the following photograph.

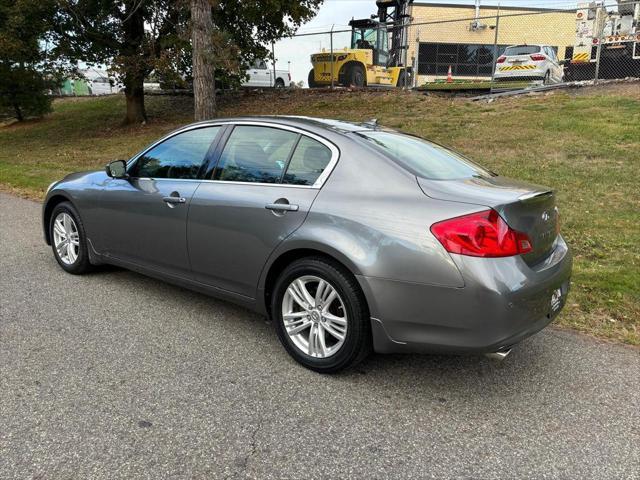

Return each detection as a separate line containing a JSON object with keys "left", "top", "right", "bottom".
{"left": 273, "top": 0, "right": 583, "bottom": 84}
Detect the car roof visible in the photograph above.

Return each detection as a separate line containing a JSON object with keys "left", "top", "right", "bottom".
{"left": 183, "top": 115, "right": 377, "bottom": 135}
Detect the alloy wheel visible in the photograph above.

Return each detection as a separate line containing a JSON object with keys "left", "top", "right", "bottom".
{"left": 52, "top": 212, "right": 80, "bottom": 265}
{"left": 281, "top": 275, "right": 348, "bottom": 358}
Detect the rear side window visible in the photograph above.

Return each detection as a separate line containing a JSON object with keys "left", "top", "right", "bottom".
{"left": 132, "top": 127, "right": 221, "bottom": 179}
{"left": 357, "top": 131, "right": 491, "bottom": 180}
{"left": 283, "top": 136, "right": 332, "bottom": 186}
{"left": 504, "top": 45, "right": 541, "bottom": 56}
{"left": 214, "top": 126, "right": 298, "bottom": 183}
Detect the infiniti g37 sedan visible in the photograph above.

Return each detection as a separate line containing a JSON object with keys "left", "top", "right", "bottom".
{"left": 43, "top": 116, "right": 572, "bottom": 372}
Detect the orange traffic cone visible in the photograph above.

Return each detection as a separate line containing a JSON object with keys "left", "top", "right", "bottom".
{"left": 447, "top": 65, "right": 453, "bottom": 83}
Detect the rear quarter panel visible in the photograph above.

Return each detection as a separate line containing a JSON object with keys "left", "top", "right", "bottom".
{"left": 259, "top": 137, "right": 486, "bottom": 296}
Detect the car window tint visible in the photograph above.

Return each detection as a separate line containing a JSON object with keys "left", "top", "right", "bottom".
{"left": 358, "top": 131, "right": 491, "bottom": 180}
{"left": 214, "top": 126, "right": 298, "bottom": 183}
{"left": 283, "top": 136, "right": 332, "bottom": 186}
{"left": 133, "top": 127, "right": 221, "bottom": 179}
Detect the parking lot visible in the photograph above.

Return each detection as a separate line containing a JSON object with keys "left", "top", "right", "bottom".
{"left": 1, "top": 192, "right": 639, "bottom": 479}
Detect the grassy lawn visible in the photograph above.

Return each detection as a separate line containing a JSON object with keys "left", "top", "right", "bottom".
{"left": 1, "top": 85, "right": 638, "bottom": 345}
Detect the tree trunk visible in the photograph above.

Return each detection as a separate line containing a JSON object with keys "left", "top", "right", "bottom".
{"left": 191, "top": 0, "right": 216, "bottom": 121}
{"left": 13, "top": 100, "right": 23, "bottom": 122}
{"left": 124, "top": 72, "right": 147, "bottom": 125}
{"left": 121, "top": 2, "right": 147, "bottom": 125}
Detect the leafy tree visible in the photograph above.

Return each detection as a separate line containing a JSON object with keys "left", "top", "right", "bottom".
{"left": 191, "top": 0, "right": 324, "bottom": 120}
{"left": 51, "top": 0, "right": 188, "bottom": 124}
{"left": 49, "top": 0, "right": 322, "bottom": 124}
{"left": 0, "top": 0, "right": 58, "bottom": 121}
{"left": 213, "top": 0, "right": 323, "bottom": 67}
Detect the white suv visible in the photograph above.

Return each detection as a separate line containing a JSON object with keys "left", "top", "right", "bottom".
{"left": 495, "top": 44, "right": 564, "bottom": 84}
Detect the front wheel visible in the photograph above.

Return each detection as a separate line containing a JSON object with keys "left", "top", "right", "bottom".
{"left": 49, "top": 201, "right": 93, "bottom": 275}
{"left": 346, "top": 64, "right": 365, "bottom": 88}
{"left": 271, "top": 257, "right": 371, "bottom": 373}
{"left": 397, "top": 70, "right": 410, "bottom": 87}
{"left": 274, "top": 78, "right": 285, "bottom": 89}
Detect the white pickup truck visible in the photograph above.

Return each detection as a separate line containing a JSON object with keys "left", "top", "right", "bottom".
{"left": 242, "top": 60, "right": 290, "bottom": 88}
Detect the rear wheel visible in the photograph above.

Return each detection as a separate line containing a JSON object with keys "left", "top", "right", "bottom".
{"left": 49, "top": 201, "right": 92, "bottom": 275}
{"left": 543, "top": 71, "right": 551, "bottom": 85}
{"left": 396, "top": 70, "right": 409, "bottom": 87}
{"left": 346, "top": 64, "right": 365, "bottom": 88}
{"left": 274, "top": 78, "right": 285, "bottom": 89}
{"left": 307, "top": 69, "right": 317, "bottom": 88}
{"left": 271, "top": 257, "right": 371, "bottom": 373}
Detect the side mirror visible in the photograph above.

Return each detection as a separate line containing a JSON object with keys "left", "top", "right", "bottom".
{"left": 106, "top": 160, "right": 128, "bottom": 179}
{"left": 559, "top": 59, "right": 569, "bottom": 66}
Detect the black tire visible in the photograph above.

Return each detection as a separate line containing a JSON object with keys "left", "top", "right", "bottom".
{"left": 543, "top": 71, "right": 551, "bottom": 85}
{"left": 346, "top": 64, "right": 365, "bottom": 87}
{"left": 397, "top": 70, "right": 408, "bottom": 87}
{"left": 274, "top": 78, "right": 285, "bottom": 89}
{"left": 271, "top": 257, "right": 371, "bottom": 373}
{"left": 308, "top": 69, "right": 317, "bottom": 88}
{"left": 49, "top": 201, "right": 93, "bottom": 275}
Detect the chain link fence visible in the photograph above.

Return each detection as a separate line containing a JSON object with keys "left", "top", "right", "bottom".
{"left": 273, "top": 1, "right": 639, "bottom": 93}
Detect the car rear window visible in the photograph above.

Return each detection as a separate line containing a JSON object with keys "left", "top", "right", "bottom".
{"left": 504, "top": 45, "right": 541, "bottom": 56}
{"left": 357, "top": 131, "right": 491, "bottom": 180}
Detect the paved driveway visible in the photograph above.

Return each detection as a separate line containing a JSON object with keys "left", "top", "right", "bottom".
{"left": 1, "top": 193, "right": 638, "bottom": 479}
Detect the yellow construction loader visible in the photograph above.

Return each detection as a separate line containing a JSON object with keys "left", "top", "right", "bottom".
{"left": 308, "top": 0, "right": 413, "bottom": 88}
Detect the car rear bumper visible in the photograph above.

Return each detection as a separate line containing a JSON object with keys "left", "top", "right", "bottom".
{"left": 494, "top": 69, "right": 545, "bottom": 80}
{"left": 358, "top": 235, "right": 572, "bottom": 354}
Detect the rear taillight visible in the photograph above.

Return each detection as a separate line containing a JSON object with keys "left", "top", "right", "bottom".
{"left": 530, "top": 54, "right": 546, "bottom": 61}
{"left": 430, "top": 209, "right": 533, "bottom": 258}
{"left": 497, "top": 56, "right": 506, "bottom": 63}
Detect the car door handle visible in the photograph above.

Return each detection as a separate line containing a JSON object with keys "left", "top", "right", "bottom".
{"left": 265, "top": 203, "right": 299, "bottom": 212}
{"left": 163, "top": 196, "right": 186, "bottom": 204}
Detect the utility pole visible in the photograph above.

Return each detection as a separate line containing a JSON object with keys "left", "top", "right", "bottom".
{"left": 272, "top": 42, "right": 277, "bottom": 87}
{"left": 489, "top": 4, "right": 501, "bottom": 93}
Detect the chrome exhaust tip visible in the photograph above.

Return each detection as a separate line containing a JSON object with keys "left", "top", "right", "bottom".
{"left": 484, "top": 348, "right": 512, "bottom": 361}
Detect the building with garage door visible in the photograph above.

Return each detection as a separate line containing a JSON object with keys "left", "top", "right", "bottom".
{"left": 406, "top": 2, "right": 576, "bottom": 84}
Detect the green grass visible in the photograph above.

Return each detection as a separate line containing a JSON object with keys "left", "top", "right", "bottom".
{"left": 1, "top": 86, "right": 639, "bottom": 345}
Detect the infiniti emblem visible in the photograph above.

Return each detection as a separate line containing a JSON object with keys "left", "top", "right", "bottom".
{"left": 541, "top": 211, "right": 550, "bottom": 222}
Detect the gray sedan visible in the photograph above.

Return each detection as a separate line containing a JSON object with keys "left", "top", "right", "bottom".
{"left": 43, "top": 116, "right": 572, "bottom": 372}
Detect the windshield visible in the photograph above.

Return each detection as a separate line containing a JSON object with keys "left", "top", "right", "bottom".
{"left": 357, "top": 131, "right": 492, "bottom": 180}
{"left": 352, "top": 28, "right": 377, "bottom": 49}
{"left": 504, "top": 45, "right": 541, "bottom": 56}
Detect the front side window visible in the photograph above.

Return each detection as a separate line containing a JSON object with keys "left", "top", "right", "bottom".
{"left": 214, "top": 126, "right": 298, "bottom": 183}
{"left": 283, "top": 136, "right": 332, "bottom": 186}
{"left": 132, "top": 127, "right": 221, "bottom": 179}
{"left": 357, "top": 131, "right": 491, "bottom": 180}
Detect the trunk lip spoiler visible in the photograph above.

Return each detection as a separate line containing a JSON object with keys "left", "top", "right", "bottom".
{"left": 518, "top": 190, "right": 553, "bottom": 202}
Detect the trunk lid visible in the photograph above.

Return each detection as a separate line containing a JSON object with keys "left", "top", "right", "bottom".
{"left": 506, "top": 54, "right": 533, "bottom": 65}
{"left": 418, "top": 176, "right": 559, "bottom": 266}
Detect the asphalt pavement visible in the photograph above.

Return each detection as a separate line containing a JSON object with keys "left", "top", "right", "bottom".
{"left": 1, "top": 192, "right": 639, "bottom": 479}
